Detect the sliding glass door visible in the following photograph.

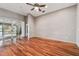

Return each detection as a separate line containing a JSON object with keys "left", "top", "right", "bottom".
{"left": 0, "top": 23, "right": 3, "bottom": 46}
{"left": 0, "top": 23, "right": 21, "bottom": 46}
{"left": 3, "top": 24, "right": 12, "bottom": 38}
{"left": 0, "top": 23, "right": 2, "bottom": 40}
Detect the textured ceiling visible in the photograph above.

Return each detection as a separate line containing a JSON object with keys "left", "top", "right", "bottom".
{"left": 0, "top": 3, "right": 76, "bottom": 17}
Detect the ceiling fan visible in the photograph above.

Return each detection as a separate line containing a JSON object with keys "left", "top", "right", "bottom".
{"left": 26, "top": 3, "right": 47, "bottom": 13}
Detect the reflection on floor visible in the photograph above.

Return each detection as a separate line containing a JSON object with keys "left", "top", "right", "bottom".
{"left": 0, "top": 37, "right": 17, "bottom": 47}
{"left": 0, "top": 37, "right": 79, "bottom": 56}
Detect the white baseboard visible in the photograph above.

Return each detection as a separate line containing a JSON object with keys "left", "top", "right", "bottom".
{"left": 31, "top": 36, "right": 76, "bottom": 44}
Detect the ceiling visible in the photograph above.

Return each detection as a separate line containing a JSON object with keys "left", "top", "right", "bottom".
{"left": 0, "top": 3, "right": 76, "bottom": 17}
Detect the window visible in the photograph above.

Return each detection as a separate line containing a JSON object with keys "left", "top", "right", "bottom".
{"left": 0, "top": 23, "right": 19, "bottom": 40}
{"left": 0, "top": 17, "right": 23, "bottom": 46}
{"left": 3, "top": 24, "right": 12, "bottom": 37}
{"left": 0, "top": 23, "right": 2, "bottom": 40}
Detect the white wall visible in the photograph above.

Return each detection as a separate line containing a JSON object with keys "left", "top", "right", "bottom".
{"left": 76, "top": 4, "right": 79, "bottom": 47}
{"left": 35, "top": 6, "right": 76, "bottom": 43}
{"left": 28, "top": 14, "right": 35, "bottom": 38}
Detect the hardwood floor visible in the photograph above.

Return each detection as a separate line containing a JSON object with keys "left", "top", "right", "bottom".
{"left": 0, "top": 37, "right": 79, "bottom": 56}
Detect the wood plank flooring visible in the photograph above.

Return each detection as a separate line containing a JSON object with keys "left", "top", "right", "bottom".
{"left": 0, "top": 37, "right": 79, "bottom": 56}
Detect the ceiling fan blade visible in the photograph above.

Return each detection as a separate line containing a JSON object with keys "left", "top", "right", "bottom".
{"left": 31, "top": 8, "right": 34, "bottom": 11}
{"left": 39, "top": 8, "right": 41, "bottom": 11}
{"left": 26, "top": 3, "right": 34, "bottom": 6}
{"left": 39, "top": 5, "right": 46, "bottom": 7}
{"left": 42, "top": 10, "right": 45, "bottom": 13}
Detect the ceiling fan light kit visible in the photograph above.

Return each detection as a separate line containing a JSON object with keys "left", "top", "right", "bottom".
{"left": 34, "top": 7, "right": 39, "bottom": 11}
{"left": 45, "top": 5, "right": 47, "bottom": 8}
{"left": 26, "top": 3, "right": 47, "bottom": 13}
